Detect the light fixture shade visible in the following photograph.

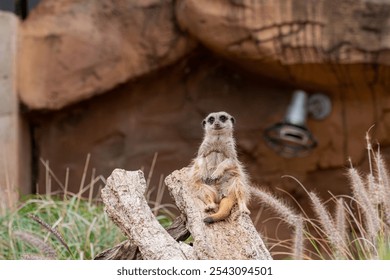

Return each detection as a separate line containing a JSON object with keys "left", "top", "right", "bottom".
{"left": 264, "top": 90, "right": 331, "bottom": 158}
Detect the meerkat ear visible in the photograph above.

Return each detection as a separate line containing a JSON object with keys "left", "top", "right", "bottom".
{"left": 230, "top": 117, "right": 235, "bottom": 124}
{"left": 202, "top": 120, "right": 206, "bottom": 127}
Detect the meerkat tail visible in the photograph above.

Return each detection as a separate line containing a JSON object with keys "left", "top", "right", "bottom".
{"left": 203, "top": 194, "right": 236, "bottom": 224}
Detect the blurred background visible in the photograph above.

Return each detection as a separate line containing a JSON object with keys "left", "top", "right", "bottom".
{"left": 2, "top": 0, "right": 390, "bottom": 258}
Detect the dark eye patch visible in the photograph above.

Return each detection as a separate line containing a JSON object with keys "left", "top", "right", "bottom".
{"left": 219, "top": 115, "right": 227, "bottom": 122}
{"left": 207, "top": 116, "right": 215, "bottom": 124}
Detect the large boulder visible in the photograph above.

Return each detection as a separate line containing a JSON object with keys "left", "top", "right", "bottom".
{"left": 18, "top": 0, "right": 196, "bottom": 109}
{"left": 176, "top": 0, "right": 390, "bottom": 87}
{"left": 19, "top": 0, "right": 390, "bottom": 109}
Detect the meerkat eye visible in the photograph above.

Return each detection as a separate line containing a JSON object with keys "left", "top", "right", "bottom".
{"left": 219, "top": 115, "right": 228, "bottom": 122}
{"left": 207, "top": 116, "right": 215, "bottom": 124}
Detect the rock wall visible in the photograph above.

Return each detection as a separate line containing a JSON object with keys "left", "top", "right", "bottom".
{"left": 14, "top": 0, "right": 390, "bottom": 256}
{"left": 31, "top": 49, "right": 389, "bottom": 256}
{"left": 18, "top": 0, "right": 196, "bottom": 110}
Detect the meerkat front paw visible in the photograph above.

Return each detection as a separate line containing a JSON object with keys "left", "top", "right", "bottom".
{"left": 202, "top": 175, "right": 212, "bottom": 184}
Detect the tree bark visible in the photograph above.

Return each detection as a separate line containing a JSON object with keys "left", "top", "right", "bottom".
{"left": 99, "top": 168, "right": 272, "bottom": 260}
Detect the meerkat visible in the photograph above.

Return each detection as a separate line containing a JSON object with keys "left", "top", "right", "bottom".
{"left": 189, "top": 111, "right": 251, "bottom": 224}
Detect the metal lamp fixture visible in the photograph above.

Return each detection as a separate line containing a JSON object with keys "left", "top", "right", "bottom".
{"left": 264, "top": 90, "right": 332, "bottom": 158}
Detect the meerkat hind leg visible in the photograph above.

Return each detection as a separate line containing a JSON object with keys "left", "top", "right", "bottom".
{"left": 196, "top": 183, "right": 218, "bottom": 212}
{"left": 235, "top": 187, "right": 250, "bottom": 215}
{"left": 227, "top": 178, "right": 250, "bottom": 215}
{"left": 238, "top": 200, "right": 250, "bottom": 215}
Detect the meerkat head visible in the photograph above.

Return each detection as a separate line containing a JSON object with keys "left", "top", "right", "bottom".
{"left": 202, "top": 111, "right": 235, "bottom": 135}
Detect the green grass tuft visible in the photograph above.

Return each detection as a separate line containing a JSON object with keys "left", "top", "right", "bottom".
{"left": 0, "top": 193, "right": 172, "bottom": 260}
{"left": 0, "top": 194, "right": 125, "bottom": 259}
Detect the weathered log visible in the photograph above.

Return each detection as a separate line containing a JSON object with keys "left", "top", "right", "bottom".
{"left": 95, "top": 215, "right": 190, "bottom": 260}
{"left": 99, "top": 168, "right": 272, "bottom": 260}
{"left": 100, "top": 169, "right": 194, "bottom": 260}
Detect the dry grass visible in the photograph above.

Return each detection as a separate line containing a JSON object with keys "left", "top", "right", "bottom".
{"left": 0, "top": 154, "right": 173, "bottom": 260}
{"left": 3, "top": 133, "right": 390, "bottom": 260}
{"left": 254, "top": 132, "right": 390, "bottom": 259}
{"left": 13, "top": 231, "right": 57, "bottom": 259}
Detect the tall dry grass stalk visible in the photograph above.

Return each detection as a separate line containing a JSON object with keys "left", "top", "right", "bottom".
{"left": 38, "top": 154, "right": 106, "bottom": 202}
{"left": 251, "top": 187, "right": 305, "bottom": 259}
{"left": 13, "top": 231, "right": 57, "bottom": 259}
{"left": 374, "top": 151, "right": 390, "bottom": 226}
{"left": 251, "top": 187, "right": 299, "bottom": 228}
{"left": 335, "top": 198, "right": 347, "bottom": 246}
{"left": 143, "top": 153, "right": 177, "bottom": 219}
{"left": 308, "top": 191, "right": 347, "bottom": 258}
{"left": 293, "top": 214, "right": 304, "bottom": 260}
{"left": 27, "top": 214, "right": 72, "bottom": 255}
{"left": 347, "top": 167, "right": 381, "bottom": 243}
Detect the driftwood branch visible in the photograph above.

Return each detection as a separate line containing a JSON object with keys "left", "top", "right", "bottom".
{"left": 98, "top": 168, "right": 272, "bottom": 260}
{"left": 100, "top": 169, "right": 193, "bottom": 260}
